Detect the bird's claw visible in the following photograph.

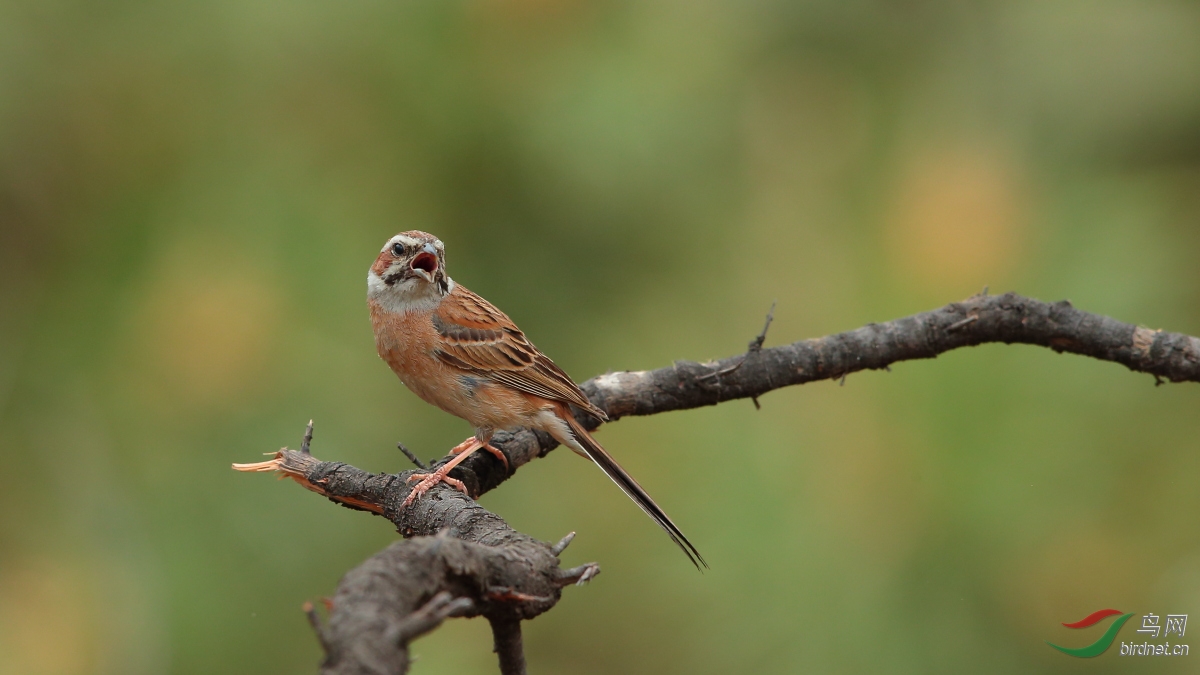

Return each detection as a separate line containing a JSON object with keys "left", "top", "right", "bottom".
{"left": 402, "top": 469, "right": 469, "bottom": 507}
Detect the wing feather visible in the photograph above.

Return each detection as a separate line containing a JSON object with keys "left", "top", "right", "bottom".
{"left": 431, "top": 285, "right": 607, "bottom": 420}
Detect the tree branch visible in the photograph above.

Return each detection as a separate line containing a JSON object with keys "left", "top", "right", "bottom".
{"left": 582, "top": 290, "right": 1199, "bottom": 423}
{"left": 489, "top": 618, "right": 527, "bottom": 675}
{"left": 233, "top": 446, "right": 593, "bottom": 675}
{"left": 235, "top": 291, "right": 1200, "bottom": 673}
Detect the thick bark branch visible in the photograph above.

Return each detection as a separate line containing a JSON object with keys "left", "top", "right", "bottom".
{"left": 236, "top": 291, "right": 1200, "bottom": 674}
{"left": 235, "top": 449, "right": 589, "bottom": 675}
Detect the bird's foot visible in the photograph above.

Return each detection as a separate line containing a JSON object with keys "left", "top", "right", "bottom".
{"left": 402, "top": 466, "right": 469, "bottom": 507}
{"left": 449, "top": 436, "right": 509, "bottom": 472}
{"left": 402, "top": 436, "right": 509, "bottom": 507}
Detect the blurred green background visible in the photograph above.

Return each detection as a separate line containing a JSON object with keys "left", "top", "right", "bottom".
{"left": 2, "top": 1, "right": 1199, "bottom": 673}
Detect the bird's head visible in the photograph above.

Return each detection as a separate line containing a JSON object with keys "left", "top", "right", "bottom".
{"left": 368, "top": 231, "right": 452, "bottom": 311}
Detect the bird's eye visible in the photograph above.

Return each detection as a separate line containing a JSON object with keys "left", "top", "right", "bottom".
{"left": 391, "top": 242, "right": 405, "bottom": 256}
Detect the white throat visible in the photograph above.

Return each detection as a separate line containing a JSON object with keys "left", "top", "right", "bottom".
{"left": 367, "top": 270, "right": 455, "bottom": 314}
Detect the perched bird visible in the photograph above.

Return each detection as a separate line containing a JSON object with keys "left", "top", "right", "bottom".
{"left": 368, "top": 231, "right": 704, "bottom": 568}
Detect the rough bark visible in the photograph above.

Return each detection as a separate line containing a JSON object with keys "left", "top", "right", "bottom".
{"left": 242, "top": 451, "right": 579, "bottom": 675}
{"left": 237, "top": 291, "right": 1200, "bottom": 674}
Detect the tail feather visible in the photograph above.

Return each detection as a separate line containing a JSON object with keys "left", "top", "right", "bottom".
{"left": 565, "top": 416, "right": 707, "bottom": 569}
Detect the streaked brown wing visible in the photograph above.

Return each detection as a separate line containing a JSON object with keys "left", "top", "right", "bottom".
{"left": 431, "top": 285, "right": 607, "bottom": 420}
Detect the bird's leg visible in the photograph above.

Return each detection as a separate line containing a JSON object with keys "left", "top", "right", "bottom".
{"left": 402, "top": 431, "right": 512, "bottom": 508}
{"left": 449, "top": 435, "right": 509, "bottom": 472}
{"left": 401, "top": 443, "right": 481, "bottom": 507}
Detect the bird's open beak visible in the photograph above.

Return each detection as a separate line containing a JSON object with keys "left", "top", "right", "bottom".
{"left": 410, "top": 243, "right": 439, "bottom": 282}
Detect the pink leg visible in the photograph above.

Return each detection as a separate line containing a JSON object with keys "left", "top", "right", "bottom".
{"left": 450, "top": 435, "right": 508, "bottom": 472}
{"left": 402, "top": 439, "right": 486, "bottom": 507}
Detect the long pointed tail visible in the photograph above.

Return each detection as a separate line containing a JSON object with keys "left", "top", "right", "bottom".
{"left": 564, "top": 416, "right": 707, "bottom": 569}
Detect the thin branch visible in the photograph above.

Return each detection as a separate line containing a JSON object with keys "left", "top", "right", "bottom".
{"left": 582, "top": 292, "right": 1200, "bottom": 425}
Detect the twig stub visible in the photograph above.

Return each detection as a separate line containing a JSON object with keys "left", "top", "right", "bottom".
{"left": 550, "top": 531, "right": 576, "bottom": 556}
{"left": 301, "top": 420, "right": 314, "bottom": 455}
{"left": 748, "top": 300, "right": 777, "bottom": 353}
{"left": 397, "top": 442, "right": 428, "bottom": 469}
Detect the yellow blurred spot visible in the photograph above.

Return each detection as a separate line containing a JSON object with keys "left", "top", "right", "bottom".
{"left": 886, "top": 143, "right": 1027, "bottom": 291}
{"left": 1000, "top": 526, "right": 1146, "bottom": 639}
{"left": 803, "top": 401, "right": 928, "bottom": 562}
{"left": 0, "top": 559, "right": 93, "bottom": 675}
{"left": 122, "top": 235, "right": 280, "bottom": 411}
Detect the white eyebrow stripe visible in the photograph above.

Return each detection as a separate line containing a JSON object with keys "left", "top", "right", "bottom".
{"left": 381, "top": 234, "right": 424, "bottom": 253}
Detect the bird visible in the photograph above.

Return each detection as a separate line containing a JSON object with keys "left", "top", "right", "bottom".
{"left": 367, "top": 230, "right": 705, "bottom": 568}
